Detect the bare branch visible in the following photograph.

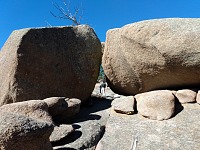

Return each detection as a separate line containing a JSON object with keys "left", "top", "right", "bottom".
{"left": 51, "top": 0, "right": 82, "bottom": 26}
{"left": 45, "top": 21, "right": 52, "bottom": 28}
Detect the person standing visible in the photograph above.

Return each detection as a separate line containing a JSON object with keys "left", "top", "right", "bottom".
{"left": 100, "top": 78, "right": 107, "bottom": 96}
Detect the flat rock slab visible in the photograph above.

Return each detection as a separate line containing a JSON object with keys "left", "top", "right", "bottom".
{"left": 53, "top": 98, "right": 111, "bottom": 150}
{"left": 97, "top": 103, "right": 200, "bottom": 150}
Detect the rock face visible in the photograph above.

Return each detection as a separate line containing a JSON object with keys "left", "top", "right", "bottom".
{"left": 175, "top": 89, "right": 197, "bottom": 103}
{"left": 0, "top": 111, "right": 53, "bottom": 150}
{"left": 0, "top": 25, "right": 101, "bottom": 105}
{"left": 97, "top": 103, "right": 200, "bottom": 150}
{"left": 103, "top": 18, "right": 200, "bottom": 95}
{"left": 101, "top": 42, "right": 105, "bottom": 54}
{"left": 0, "top": 100, "right": 53, "bottom": 124}
{"left": 111, "top": 96, "right": 135, "bottom": 114}
{"left": 135, "top": 90, "right": 175, "bottom": 120}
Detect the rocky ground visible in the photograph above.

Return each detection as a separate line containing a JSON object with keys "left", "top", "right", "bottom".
{"left": 0, "top": 83, "right": 199, "bottom": 150}
{"left": 52, "top": 83, "right": 116, "bottom": 150}
{"left": 51, "top": 83, "right": 200, "bottom": 150}
{"left": 97, "top": 103, "right": 200, "bottom": 150}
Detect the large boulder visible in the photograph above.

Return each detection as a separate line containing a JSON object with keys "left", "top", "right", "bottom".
{"left": 0, "top": 111, "right": 53, "bottom": 150}
{"left": 103, "top": 18, "right": 200, "bottom": 95}
{"left": 0, "top": 25, "right": 101, "bottom": 105}
{"left": 135, "top": 90, "right": 175, "bottom": 120}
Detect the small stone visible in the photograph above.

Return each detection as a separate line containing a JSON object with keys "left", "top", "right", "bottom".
{"left": 112, "top": 96, "right": 134, "bottom": 115}
{"left": 175, "top": 89, "right": 197, "bottom": 103}
{"left": 135, "top": 90, "right": 175, "bottom": 121}
{"left": 55, "top": 98, "right": 81, "bottom": 124}
{"left": 50, "top": 124, "right": 74, "bottom": 143}
{"left": 44, "top": 97, "right": 68, "bottom": 121}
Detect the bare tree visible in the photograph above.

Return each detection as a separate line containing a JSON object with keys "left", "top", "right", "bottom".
{"left": 50, "top": 0, "right": 82, "bottom": 26}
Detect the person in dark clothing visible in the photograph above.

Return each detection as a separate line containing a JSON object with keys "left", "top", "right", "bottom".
{"left": 100, "top": 79, "right": 107, "bottom": 96}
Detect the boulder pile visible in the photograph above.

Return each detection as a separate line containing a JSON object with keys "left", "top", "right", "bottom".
{"left": 0, "top": 96, "right": 82, "bottom": 150}
{"left": 111, "top": 88, "right": 199, "bottom": 120}
{"left": 0, "top": 19, "right": 200, "bottom": 150}
{"left": 0, "top": 24, "right": 101, "bottom": 150}
{"left": 99, "top": 18, "right": 200, "bottom": 149}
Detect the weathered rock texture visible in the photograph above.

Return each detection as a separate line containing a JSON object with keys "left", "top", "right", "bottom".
{"left": 111, "top": 96, "right": 135, "bottom": 114}
{"left": 50, "top": 124, "right": 74, "bottom": 143}
{"left": 175, "top": 89, "right": 197, "bottom": 103}
{"left": 0, "top": 100, "right": 53, "bottom": 124}
{"left": 53, "top": 98, "right": 111, "bottom": 150}
{"left": 97, "top": 103, "right": 200, "bottom": 150}
{"left": 44, "top": 97, "right": 81, "bottom": 124}
{"left": 64, "top": 98, "right": 81, "bottom": 118}
{"left": 135, "top": 90, "right": 175, "bottom": 120}
{"left": 54, "top": 98, "right": 81, "bottom": 124}
{"left": 103, "top": 18, "right": 200, "bottom": 95}
{"left": 44, "top": 97, "right": 68, "bottom": 119}
{"left": 0, "top": 111, "right": 53, "bottom": 150}
{"left": 0, "top": 25, "right": 101, "bottom": 105}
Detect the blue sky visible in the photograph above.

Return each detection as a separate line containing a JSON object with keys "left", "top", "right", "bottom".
{"left": 1, "top": 0, "right": 200, "bottom": 48}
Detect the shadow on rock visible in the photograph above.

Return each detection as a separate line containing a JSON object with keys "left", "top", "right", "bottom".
{"left": 71, "top": 97, "right": 111, "bottom": 123}
{"left": 171, "top": 98, "right": 184, "bottom": 118}
{"left": 72, "top": 124, "right": 81, "bottom": 129}
{"left": 82, "top": 97, "right": 112, "bottom": 113}
{"left": 73, "top": 114, "right": 101, "bottom": 123}
{"left": 51, "top": 131, "right": 82, "bottom": 147}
